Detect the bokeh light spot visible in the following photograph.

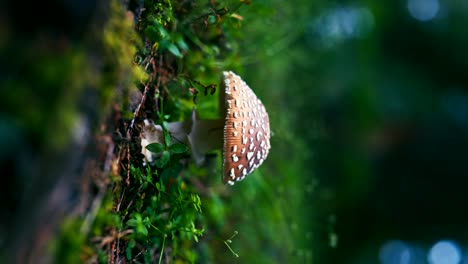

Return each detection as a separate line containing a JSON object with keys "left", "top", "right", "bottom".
{"left": 379, "top": 240, "right": 412, "bottom": 264}
{"left": 428, "top": 240, "right": 461, "bottom": 264}
{"left": 407, "top": 0, "right": 440, "bottom": 21}
{"left": 309, "top": 6, "right": 374, "bottom": 48}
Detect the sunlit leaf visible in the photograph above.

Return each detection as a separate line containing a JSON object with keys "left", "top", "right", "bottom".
{"left": 167, "top": 43, "right": 182, "bottom": 58}
{"left": 138, "top": 225, "right": 148, "bottom": 236}
{"left": 153, "top": 20, "right": 169, "bottom": 38}
{"left": 208, "top": 15, "right": 217, "bottom": 24}
{"left": 176, "top": 36, "right": 189, "bottom": 52}
{"left": 164, "top": 131, "right": 171, "bottom": 147}
{"left": 162, "top": 121, "right": 169, "bottom": 130}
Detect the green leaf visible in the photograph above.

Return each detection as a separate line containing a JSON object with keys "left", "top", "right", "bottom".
{"left": 162, "top": 121, "right": 169, "bottom": 130}
{"left": 126, "top": 239, "right": 136, "bottom": 260}
{"left": 143, "top": 216, "right": 151, "bottom": 227}
{"left": 144, "top": 26, "right": 161, "bottom": 43}
{"left": 137, "top": 224, "right": 148, "bottom": 236}
{"left": 208, "top": 15, "right": 217, "bottom": 24}
{"left": 159, "top": 179, "right": 166, "bottom": 192}
{"left": 153, "top": 21, "right": 168, "bottom": 38}
{"left": 167, "top": 43, "right": 182, "bottom": 58}
{"left": 176, "top": 36, "right": 189, "bottom": 52}
{"left": 156, "top": 150, "right": 170, "bottom": 168}
{"left": 146, "top": 143, "right": 164, "bottom": 153}
{"left": 127, "top": 219, "right": 137, "bottom": 227}
{"left": 169, "top": 143, "right": 188, "bottom": 154}
{"left": 164, "top": 132, "right": 171, "bottom": 147}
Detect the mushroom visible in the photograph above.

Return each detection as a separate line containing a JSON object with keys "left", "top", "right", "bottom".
{"left": 140, "top": 71, "right": 271, "bottom": 185}
{"left": 221, "top": 71, "right": 271, "bottom": 184}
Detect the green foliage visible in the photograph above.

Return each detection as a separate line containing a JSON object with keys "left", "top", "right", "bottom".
{"left": 146, "top": 103, "right": 191, "bottom": 169}
{"left": 121, "top": 166, "right": 204, "bottom": 262}
{"left": 53, "top": 218, "right": 86, "bottom": 264}
{"left": 103, "top": 1, "right": 254, "bottom": 262}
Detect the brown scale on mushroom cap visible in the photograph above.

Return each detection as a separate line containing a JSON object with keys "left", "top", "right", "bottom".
{"left": 222, "top": 71, "right": 271, "bottom": 185}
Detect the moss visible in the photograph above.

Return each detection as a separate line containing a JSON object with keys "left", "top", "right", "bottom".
{"left": 100, "top": 0, "right": 147, "bottom": 110}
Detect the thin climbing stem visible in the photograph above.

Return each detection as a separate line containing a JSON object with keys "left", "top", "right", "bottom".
{"left": 158, "top": 234, "right": 167, "bottom": 264}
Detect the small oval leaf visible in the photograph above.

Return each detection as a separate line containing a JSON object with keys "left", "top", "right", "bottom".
{"left": 156, "top": 150, "right": 170, "bottom": 168}
{"left": 146, "top": 143, "right": 164, "bottom": 153}
{"left": 164, "top": 131, "right": 171, "bottom": 147}
{"left": 169, "top": 143, "right": 188, "bottom": 154}
{"left": 162, "top": 121, "right": 169, "bottom": 130}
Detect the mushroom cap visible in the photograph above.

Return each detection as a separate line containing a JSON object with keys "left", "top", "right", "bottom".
{"left": 222, "top": 71, "right": 271, "bottom": 185}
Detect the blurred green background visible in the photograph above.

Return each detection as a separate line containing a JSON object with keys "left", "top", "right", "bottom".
{"left": 238, "top": 0, "right": 468, "bottom": 263}
{"left": 2, "top": 0, "right": 468, "bottom": 263}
